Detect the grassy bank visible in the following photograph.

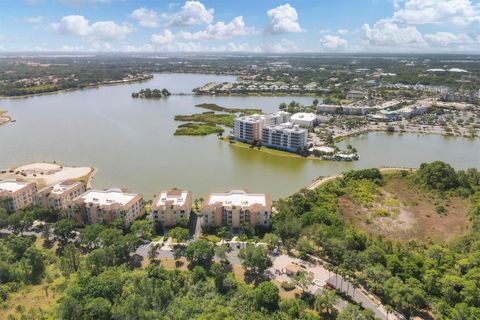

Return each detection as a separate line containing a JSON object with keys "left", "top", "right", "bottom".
{"left": 174, "top": 122, "right": 224, "bottom": 136}
{"left": 195, "top": 103, "right": 262, "bottom": 115}
{"left": 174, "top": 112, "right": 235, "bottom": 127}
{"left": 222, "top": 138, "right": 320, "bottom": 160}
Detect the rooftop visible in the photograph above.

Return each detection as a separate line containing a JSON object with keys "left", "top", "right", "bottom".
{"left": 0, "top": 180, "right": 32, "bottom": 193}
{"left": 155, "top": 190, "right": 189, "bottom": 206}
{"left": 208, "top": 190, "right": 267, "bottom": 207}
{"left": 291, "top": 112, "right": 316, "bottom": 121}
{"left": 79, "top": 188, "right": 137, "bottom": 206}
{"left": 50, "top": 180, "right": 82, "bottom": 194}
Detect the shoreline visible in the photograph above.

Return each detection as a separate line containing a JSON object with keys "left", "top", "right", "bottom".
{"left": 221, "top": 138, "right": 322, "bottom": 161}
{"left": 0, "top": 76, "right": 153, "bottom": 100}
{"left": 306, "top": 166, "right": 416, "bottom": 191}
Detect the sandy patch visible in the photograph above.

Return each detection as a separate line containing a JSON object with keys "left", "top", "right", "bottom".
{"left": 339, "top": 177, "right": 470, "bottom": 242}
{"left": 0, "top": 162, "right": 95, "bottom": 188}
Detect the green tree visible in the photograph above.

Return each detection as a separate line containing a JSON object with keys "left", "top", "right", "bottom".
{"left": 292, "top": 270, "right": 314, "bottom": 295}
{"left": 84, "top": 297, "right": 112, "bottom": 320}
{"left": 185, "top": 240, "right": 214, "bottom": 268}
{"left": 416, "top": 161, "right": 460, "bottom": 191}
{"left": 130, "top": 220, "right": 153, "bottom": 240}
{"left": 53, "top": 219, "right": 77, "bottom": 245}
{"left": 315, "top": 289, "right": 338, "bottom": 316}
{"left": 168, "top": 227, "right": 190, "bottom": 242}
{"left": 238, "top": 245, "right": 272, "bottom": 279}
{"left": 262, "top": 233, "right": 279, "bottom": 251}
{"left": 253, "top": 281, "right": 279, "bottom": 312}
{"left": 60, "top": 243, "right": 81, "bottom": 276}
{"left": 21, "top": 247, "right": 45, "bottom": 284}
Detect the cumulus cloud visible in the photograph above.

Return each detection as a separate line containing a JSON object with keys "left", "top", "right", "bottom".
{"left": 151, "top": 16, "right": 254, "bottom": 46}
{"left": 424, "top": 32, "right": 473, "bottom": 46}
{"left": 129, "top": 7, "right": 162, "bottom": 28}
{"left": 49, "top": 15, "right": 133, "bottom": 41}
{"left": 362, "top": 19, "right": 425, "bottom": 47}
{"left": 169, "top": 0, "right": 214, "bottom": 27}
{"left": 393, "top": 0, "right": 480, "bottom": 27}
{"left": 319, "top": 35, "right": 348, "bottom": 50}
{"left": 266, "top": 3, "right": 303, "bottom": 34}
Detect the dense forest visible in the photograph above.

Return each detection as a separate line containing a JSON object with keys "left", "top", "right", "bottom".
{"left": 0, "top": 161, "right": 479, "bottom": 319}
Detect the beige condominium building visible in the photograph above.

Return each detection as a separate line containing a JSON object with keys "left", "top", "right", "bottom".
{"left": 0, "top": 179, "right": 37, "bottom": 213}
{"left": 68, "top": 188, "right": 144, "bottom": 226}
{"left": 36, "top": 180, "right": 87, "bottom": 211}
{"left": 151, "top": 189, "right": 192, "bottom": 226}
{"left": 202, "top": 190, "right": 271, "bottom": 228}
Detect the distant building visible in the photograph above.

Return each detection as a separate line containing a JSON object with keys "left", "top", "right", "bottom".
{"left": 346, "top": 90, "right": 367, "bottom": 100}
{"left": 35, "top": 180, "right": 86, "bottom": 211}
{"left": 397, "top": 104, "right": 431, "bottom": 118}
{"left": 151, "top": 189, "right": 192, "bottom": 227}
{"left": 202, "top": 190, "right": 271, "bottom": 228}
{"left": 269, "top": 111, "right": 291, "bottom": 125}
{"left": 0, "top": 180, "right": 37, "bottom": 213}
{"left": 290, "top": 112, "right": 317, "bottom": 127}
{"left": 317, "top": 104, "right": 373, "bottom": 115}
{"left": 262, "top": 123, "right": 308, "bottom": 152}
{"left": 441, "top": 92, "right": 475, "bottom": 103}
{"left": 68, "top": 188, "right": 144, "bottom": 226}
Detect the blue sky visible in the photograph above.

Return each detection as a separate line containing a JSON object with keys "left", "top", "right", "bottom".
{"left": 1, "top": 0, "right": 479, "bottom": 53}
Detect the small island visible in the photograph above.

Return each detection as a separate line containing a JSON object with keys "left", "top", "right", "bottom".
{"left": 131, "top": 88, "right": 171, "bottom": 98}
{"left": 174, "top": 122, "right": 224, "bottom": 136}
{"left": 173, "top": 103, "right": 264, "bottom": 136}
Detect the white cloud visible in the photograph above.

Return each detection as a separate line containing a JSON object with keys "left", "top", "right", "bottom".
{"left": 393, "top": 0, "right": 480, "bottom": 27}
{"left": 266, "top": 3, "right": 303, "bottom": 34}
{"left": 363, "top": 19, "right": 425, "bottom": 47}
{"left": 262, "top": 38, "right": 298, "bottom": 53}
{"left": 320, "top": 35, "right": 348, "bottom": 50}
{"left": 151, "top": 29, "right": 175, "bottom": 45}
{"left": 169, "top": 1, "right": 214, "bottom": 27}
{"left": 26, "top": 16, "right": 43, "bottom": 24}
{"left": 151, "top": 16, "right": 254, "bottom": 46}
{"left": 176, "top": 16, "right": 254, "bottom": 41}
{"left": 337, "top": 29, "right": 348, "bottom": 35}
{"left": 49, "top": 15, "right": 133, "bottom": 41}
{"left": 424, "top": 32, "right": 473, "bottom": 46}
{"left": 129, "top": 7, "right": 162, "bottom": 28}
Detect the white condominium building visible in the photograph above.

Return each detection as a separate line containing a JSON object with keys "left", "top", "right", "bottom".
{"left": 262, "top": 123, "right": 308, "bottom": 152}
{"left": 68, "top": 188, "right": 144, "bottom": 226}
{"left": 36, "top": 180, "right": 86, "bottom": 211}
{"left": 151, "top": 189, "right": 192, "bottom": 227}
{"left": 290, "top": 112, "right": 317, "bottom": 127}
{"left": 0, "top": 180, "right": 37, "bottom": 212}
{"left": 233, "top": 111, "right": 291, "bottom": 143}
{"left": 202, "top": 190, "right": 271, "bottom": 228}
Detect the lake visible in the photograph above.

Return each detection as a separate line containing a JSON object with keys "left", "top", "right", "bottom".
{"left": 1, "top": 73, "right": 479, "bottom": 200}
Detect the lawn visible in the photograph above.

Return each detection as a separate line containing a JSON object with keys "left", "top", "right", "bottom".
{"left": 174, "top": 122, "right": 224, "bottom": 136}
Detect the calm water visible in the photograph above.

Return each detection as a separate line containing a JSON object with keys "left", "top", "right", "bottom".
{"left": 1, "top": 73, "right": 479, "bottom": 200}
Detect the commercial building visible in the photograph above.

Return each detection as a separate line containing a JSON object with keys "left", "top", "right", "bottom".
{"left": 346, "top": 90, "right": 367, "bottom": 100}
{"left": 151, "top": 189, "right": 192, "bottom": 227}
{"left": 35, "top": 180, "right": 86, "bottom": 211}
{"left": 0, "top": 180, "right": 37, "bottom": 212}
{"left": 202, "top": 190, "right": 271, "bottom": 228}
{"left": 397, "top": 104, "right": 431, "bottom": 118}
{"left": 261, "top": 123, "right": 308, "bottom": 152}
{"left": 290, "top": 112, "right": 317, "bottom": 127}
{"left": 68, "top": 188, "right": 144, "bottom": 226}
